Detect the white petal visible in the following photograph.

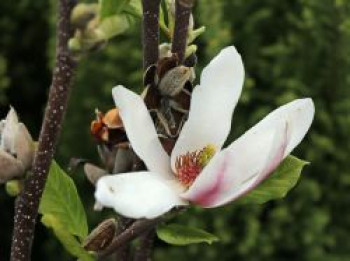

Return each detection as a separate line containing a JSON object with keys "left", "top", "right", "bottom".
{"left": 171, "top": 46, "right": 245, "bottom": 170}
{"left": 1, "top": 107, "right": 19, "bottom": 154}
{"left": 0, "top": 150, "right": 25, "bottom": 183}
{"left": 182, "top": 98, "right": 314, "bottom": 207}
{"left": 15, "top": 123, "right": 34, "bottom": 170}
{"left": 95, "top": 172, "right": 187, "bottom": 219}
{"left": 241, "top": 98, "right": 314, "bottom": 157}
{"left": 112, "top": 86, "right": 172, "bottom": 178}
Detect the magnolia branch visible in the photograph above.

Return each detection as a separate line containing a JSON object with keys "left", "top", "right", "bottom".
{"left": 103, "top": 1, "right": 196, "bottom": 260}
{"left": 10, "top": 0, "right": 77, "bottom": 260}
{"left": 99, "top": 218, "right": 162, "bottom": 258}
{"left": 98, "top": 207, "right": 186, "bottom": 259}
{"left": 142, "top": 0, "right": 161, "bottom": 69}
{"left": 171, "top": 0, "right": 195, "bottom": 62}
{"left": 133, "top": 229, "right": 156, "bottom": 261}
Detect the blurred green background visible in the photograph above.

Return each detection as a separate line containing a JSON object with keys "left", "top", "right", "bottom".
{"left": 1, "top": 0, "right": 350, "bottom": 260}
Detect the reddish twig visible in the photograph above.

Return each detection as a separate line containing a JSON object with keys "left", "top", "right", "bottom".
{"left": 10, "top": 0, "right": 77, "bottom": 260}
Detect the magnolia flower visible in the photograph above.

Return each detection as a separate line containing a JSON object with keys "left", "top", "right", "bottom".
{"left": 0, "top": 108, "right": 34, "bottom": 183}
{"left": 95, "top": 46, "right": 315, "bottom": 219}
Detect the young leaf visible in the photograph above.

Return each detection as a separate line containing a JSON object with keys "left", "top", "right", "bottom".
{"left": 41, "top": 215, "right": 94, "bottom": 261}
{"left": 96, "top": 15, "right": 130, "bottom": 41}
{"left": 99, "top": 0, "right": 130, "bottom": 20}
{"left": 39, "top": 161, "right": 88, "bottom": 240}
{"left": 123, "top": 0, "right": 142, "bottom": 17}
{"left": 156, "top": 224, "right": 219, "bottom": 246}
{"left": 236, "top": 155, "right": 308, "bottom": 205}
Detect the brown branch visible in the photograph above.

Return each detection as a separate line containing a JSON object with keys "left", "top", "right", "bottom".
{"left": 171, "top": 0, "right": 195, "bottom": 63}
{"left": 99, "top": 207, "right": 186, "bottom": 259}
{"left": 142, "top": 0, "right": 161, "bottom": 70}
{"left": 10, "top": 0, "right": 77, "bottom": 260}
{"left": 133, "top": 228, "right": 156, "bottom": 261}
{"left": 114, "top": 217, "right": 132, "bottom": 261}
{"left": 99, "top": 218, "right": 161, "bottom": 259}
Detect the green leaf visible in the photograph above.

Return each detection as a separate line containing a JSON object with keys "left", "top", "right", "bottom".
{"left": 39, "top": 161, "right": 88, "bottom": 240}
{"left": 156, "top": 224, "right": 219, "bottom": 246}
{"left": 41, "top": 215, "right": 94, "bottom": 261}
{"left": 99, "top": 0, "right": 130, "bottom": 19}
{"left": 123, "top": 0, "right": 142, "bottom": 17}
{"left": 236, "top": 155, "right": 308, "bottom": 205}
{"left": 96, "top": 15, "right": 130, "bottom": 41}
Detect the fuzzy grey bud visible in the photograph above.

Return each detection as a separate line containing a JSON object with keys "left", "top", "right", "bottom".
{"left": 0, "top": 108, "right": 34, "bottom": 184}
{"left": 158, "top": 66, "right": 192, "bottom": 97}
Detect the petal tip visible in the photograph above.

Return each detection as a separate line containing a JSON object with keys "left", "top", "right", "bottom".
{"left": 112, "top": 85, "right": 127, "bottom": 100}
{"left": 296, "top": 98, "right": 315, "bottom": 119}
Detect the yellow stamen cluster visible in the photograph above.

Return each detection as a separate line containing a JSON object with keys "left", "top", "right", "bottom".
{"left": 198, "top": 144, "right": 217, "bottom": 167}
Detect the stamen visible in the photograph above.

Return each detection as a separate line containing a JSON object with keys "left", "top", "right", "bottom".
{"left": 175, "top": 145, "right": 216, "bottom": 187}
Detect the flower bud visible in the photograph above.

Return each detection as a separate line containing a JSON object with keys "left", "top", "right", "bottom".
{"left": 159, "top": 43, "right": 172, "bottom": 59}
{"left": 68, "top": 37, "right": 82, "bottom": 53}
{"left": 0, "top": 151, "right": 24, "bottom": 184}
{"left": 5, "top": 180, "right": 22, "bottom": 197}
{"left": 71, "top": 3, "right": 98, "bottom": 29}
{"left": 83, "top": 218, "right": 117, "bottom": 252}
{"left": 158, "top": 66, "right": 192, "bottom": 97}
{"left": 0, "top": 108, "right": 34, "bottom": 184}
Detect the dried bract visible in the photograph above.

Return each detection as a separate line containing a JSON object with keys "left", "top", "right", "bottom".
{"left": 83, "top": 218, "right": 117, "bottom": 252}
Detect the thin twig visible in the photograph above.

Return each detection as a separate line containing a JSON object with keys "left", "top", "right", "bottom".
{"left": 142, "top": 0, "right": 161, "bottom": 69}
{"left": 171, "top": 0, "right": 195, "bottom": 63}
{"left": 10, "top": 0, "right": 77, "bottom": 260}
{"left": 99, "top": 207, "right": 186, "bottom": 259}
{"left": 133, "top": 228, "right": 156, "bottom": 261}
{"left": 99, "top": 218, "right": 161, "bottom": 258}
{"left": 114, "top": 217, "right": 132, "bottom": 261}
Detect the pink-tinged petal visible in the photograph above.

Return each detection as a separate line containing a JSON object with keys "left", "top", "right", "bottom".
{"left": 171, "top": 46, "right": 245, "bottom": 171}
{"left": 182, "top": 98, "right": 314, "bottom": 207}
{"left": 112, "top": 86, "right": 172, "bottom": 178}
{"left": 95, "top": 172, "right": 187, "bottom": 219}
{"left": 182, "top": 122, "right": 285, "bottom": 207}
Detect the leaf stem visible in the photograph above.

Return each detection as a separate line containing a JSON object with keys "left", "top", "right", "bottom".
{"left": 10, "top": 0, "right": 77, "bottom": 260}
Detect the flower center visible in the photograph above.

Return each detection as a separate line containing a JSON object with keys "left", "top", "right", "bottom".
{"left": 175, "top": 144, "right": 216, "bottom": 187}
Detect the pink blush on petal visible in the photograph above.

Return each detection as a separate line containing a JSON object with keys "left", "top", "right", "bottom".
{"left": 189, "top": 155, "right": 229, "bottom": 207}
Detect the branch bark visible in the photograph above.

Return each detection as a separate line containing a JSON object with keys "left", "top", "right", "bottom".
{"left": 142, "top": 0, "right": 161, "bottom": 69}
{"left": 10, "top": 0, "right": 77, "bottom": 260}
{"left": 99, "top": 218, "right": 161, "bottom": 259}
{"left": 171, "top": 0, "right": 195, "bottom": 63}
{"left": 114, "top": 217, "right": 133, "bottom": 261}
{"left": 133, "top": 229, "right": 156, "bottom": 261}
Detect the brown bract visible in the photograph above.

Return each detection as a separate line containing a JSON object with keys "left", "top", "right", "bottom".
{"left": 91, "top": 108, "right": 127, "bottom": 147}
{"left": 83, "top": 218, "right": 117, "bottom": 252}
{"left": 142, "top": 54, "right": 195, "bottom": 154}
